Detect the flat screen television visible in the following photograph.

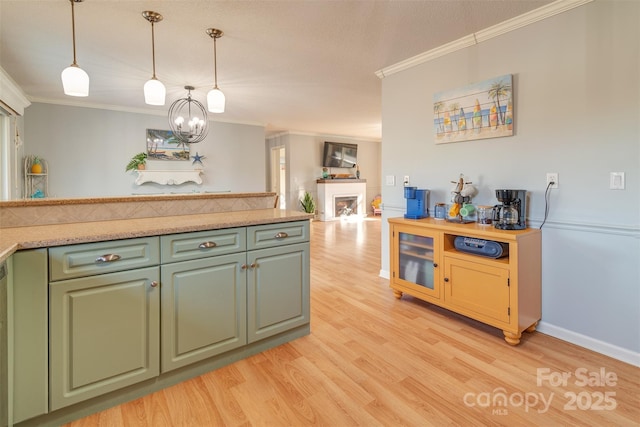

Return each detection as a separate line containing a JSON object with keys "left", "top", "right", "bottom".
{"left": 322, "top": 141, "right": 358, "bottom": 168}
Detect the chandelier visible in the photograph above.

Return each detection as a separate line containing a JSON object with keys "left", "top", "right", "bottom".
{"left": 168, "top": 86, "right": 209, "bottom": 144}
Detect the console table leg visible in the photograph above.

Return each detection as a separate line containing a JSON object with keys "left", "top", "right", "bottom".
{"left": 525, "top": 322, "right": 538, "bottom": 333}
{"left": 503, "top": 331, "right": 522, "bottom": 346}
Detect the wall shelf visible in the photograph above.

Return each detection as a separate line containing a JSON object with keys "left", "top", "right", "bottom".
{"left": 135, "top": 170, "right": 203, "bottom": 186}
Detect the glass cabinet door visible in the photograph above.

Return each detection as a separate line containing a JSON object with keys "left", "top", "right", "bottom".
{"left": 397, "top": 231, "right": 439, "bottom": 298}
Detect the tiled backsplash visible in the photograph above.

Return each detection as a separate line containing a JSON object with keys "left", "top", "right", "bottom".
{"left": 0, "top": 193, "right": 276, "bottom": 228}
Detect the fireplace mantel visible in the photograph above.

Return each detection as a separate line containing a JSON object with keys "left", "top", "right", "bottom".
{"left": 317, "top": 179, "right": 367, "bottom": 221}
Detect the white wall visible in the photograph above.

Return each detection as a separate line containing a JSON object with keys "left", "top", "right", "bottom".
{"left": 267, "top": 132, "right": 381, "bottom": 214}
{"left": 23, "top": 103, "right": 266, "bottom": 197}
{"left": 380, "top": 0, "right": 639, "bottom": 363}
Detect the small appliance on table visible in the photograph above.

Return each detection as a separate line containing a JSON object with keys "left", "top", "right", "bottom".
{"left": 403, "top": 186, "right": 429, "bottom": 219}
{"left": 493, "top": 189, "right": 527, "bottom": 230}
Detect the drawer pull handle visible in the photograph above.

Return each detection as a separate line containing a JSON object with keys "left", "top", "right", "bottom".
{"left": 95, "top": 254, "right": 121, "bottom": 263}
{"left": 199, "top": 241, "right": 217, "bottom": 249}
{"left": 275, "top": 232, "right": 288, "bottom": 239}
{"left": 150, "top": 281, "right": 159, "bottom": 288}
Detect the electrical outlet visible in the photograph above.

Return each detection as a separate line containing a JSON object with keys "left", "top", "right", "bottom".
{"left": 546, "top": 173, "right": 558, "bottom": 189}
{"left": 610, "top": 172, "right": 625, "bottom": 190}
{"left": 403, "top": 175, "right": 410, "bottom": 186}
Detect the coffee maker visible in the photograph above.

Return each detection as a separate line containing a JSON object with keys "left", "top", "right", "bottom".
{"left": 404, "top": 186, "right": 429, "bottom": 219}
{"left": 493, "top": 189, "right": 527, "bottom": 230}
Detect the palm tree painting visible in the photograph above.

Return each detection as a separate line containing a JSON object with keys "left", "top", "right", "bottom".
{"left": 146, "top": 129, "right": 190, "bottom": 161}
{"left": 433, "top": 74, "right": 513, "bottom": 144}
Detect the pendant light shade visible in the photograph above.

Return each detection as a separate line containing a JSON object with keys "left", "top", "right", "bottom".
{"left": 61, "top": 64, "right": 89, "bottom": 97}
{"left": 207, "top": 88, "right": 225, "bottom": 114}
{"left": 206, "top": 28, "right": 225, "bottom": 113}
{"left": 61, "top": 0, "right": 89, "bottom": 97}
{"left": 144, "top": 78, "right": 166, "bottom": 106}
{"left": 142, "top": 11, "right": 165, "bottom": 106}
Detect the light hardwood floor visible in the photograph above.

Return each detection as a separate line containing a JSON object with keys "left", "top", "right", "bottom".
{"left": 67, "top": 217, "right": 639, "bottom": 426}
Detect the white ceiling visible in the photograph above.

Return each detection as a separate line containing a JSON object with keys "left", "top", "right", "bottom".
{"left": 1, "top": 0, "right": 553, "bottom": 140}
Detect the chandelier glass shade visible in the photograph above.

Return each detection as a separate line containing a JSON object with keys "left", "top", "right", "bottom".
{"left": 61, "top": 0, "right": 89, "bottom": 97}
{"left": 206, "top": 28, "right": 225, "bottom": 113}
{"left": 142, "top": 11, "right": 165, "bottom": 105}
{"left": 168, "top": 86, "right": 209, "bottom": 144}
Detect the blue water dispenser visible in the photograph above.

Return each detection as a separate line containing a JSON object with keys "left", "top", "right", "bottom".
{"left": 404, "top": 186, "right": 429, "bottom": 219}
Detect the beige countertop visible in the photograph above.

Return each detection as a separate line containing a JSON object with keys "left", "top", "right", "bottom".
{"left": 0, "top": 209, "right": 312, "bottom": 263}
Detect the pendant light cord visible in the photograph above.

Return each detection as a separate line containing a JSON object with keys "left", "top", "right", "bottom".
{"left": 70, "top": 0, "right": 78, "bottom": 66}
{"left": 151, "top": 21, "right": 157, "bottom": 79}
{"left": 213, "top": 36, "right": 219, "bottom": 89}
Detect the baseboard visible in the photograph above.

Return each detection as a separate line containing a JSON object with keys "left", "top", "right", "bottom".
{"left": 537, "top": 321, "right": 640, "bottom": 367}
{"left": 379, "top": 269, "right": 390, "bottom": 279}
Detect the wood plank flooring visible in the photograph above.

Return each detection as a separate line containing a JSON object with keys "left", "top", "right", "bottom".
{"left": 67, "top": 217, "right": 640, "bottom": 426}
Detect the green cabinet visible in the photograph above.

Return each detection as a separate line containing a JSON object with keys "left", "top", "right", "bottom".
{"left": 247, "top": 243, "right": 310, "bottom": 343}
{"left": 13, "top": 220, "right": 310, "bottom": 423}
{"left": 48, "top": 238, "right": 160, "bottom": 411}
{"left": 49, "top": 267, "right": 160, "bottom": 411}
{"left": 10, "top": 249, "right": 48, "bottom": 424}
{"left": 160, "top": 228, "right": 247, "bottom": 373}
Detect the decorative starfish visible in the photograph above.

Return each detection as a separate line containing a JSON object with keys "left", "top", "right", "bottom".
{"left": 191, "top": 152, "right": 206, "bottom": 165}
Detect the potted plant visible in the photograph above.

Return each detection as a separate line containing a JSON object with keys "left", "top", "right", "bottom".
{"left": 125, "top": 152, "right": 148, "bottom": 171}
{"left": 300, "top": 191, "right": 316, "bottom": 215}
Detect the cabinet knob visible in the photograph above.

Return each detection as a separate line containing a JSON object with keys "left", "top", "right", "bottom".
{"left": 241, "top": 264, "right": 248, "bottom": 270}
{"left": 198, "top": 241, "right": 217, "bottom": 249}
{"left": 150, "top": 281, "right": 159, "bottom": 288}
{"left": 433, "top": 263, "right": 438, "bottom": 268}
{"left": 250, "top": 263, "right": 258, "bottom": 269}
{"left": 275, "top": 232, "right": 288, "bottom": 239}
{"left": 444, "top": 277, "right": 449, "bottom": 282}
{"left": 95, "top": 254, "right": 121, "bottom": 263}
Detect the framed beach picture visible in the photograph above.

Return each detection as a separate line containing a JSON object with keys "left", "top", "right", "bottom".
{"left": 433, "top": 74, "right": 513, "bottom": 144}
{"left": 146, "top": 129, "right": 190, "bottom": 161}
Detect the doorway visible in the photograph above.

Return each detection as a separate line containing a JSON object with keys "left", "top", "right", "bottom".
{"left": 270, "top": 146, "right": 286, "bottom": 209}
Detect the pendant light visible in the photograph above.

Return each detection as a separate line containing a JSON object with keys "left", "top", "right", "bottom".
{"left": 61, "top": 0, "right": 89, "bottom": 97}
{"left": 142, "top": 11, "right": 166, "bottom": 106}
{"left": 169, "top": 86, "right": 209, "bottom": 144}
{"left": 206, "top": 28, "right": 225, "bottom": 113}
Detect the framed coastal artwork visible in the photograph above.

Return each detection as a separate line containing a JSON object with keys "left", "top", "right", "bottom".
{"left": 146, "top": 129, "right": 190, "bottom": 161}
{"left": 433, "top": 74, "right": 513, "bottom": 144}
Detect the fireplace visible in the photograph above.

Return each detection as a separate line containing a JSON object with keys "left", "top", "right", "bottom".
{"left": 316, "top": 179, "right": 366, "bottom": 221}
{"left": 334, "top": 195, "right": 358, "bottom": 217}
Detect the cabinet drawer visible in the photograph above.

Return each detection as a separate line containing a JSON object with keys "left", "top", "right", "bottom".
{"left": 161, "top": 228, "right": 246, "bottom": 263}
{"left": 247, "top": 221, "right": 310, "bottom": 250}
{"left": 49, "top": 237, "right": 159, "bottom": 281}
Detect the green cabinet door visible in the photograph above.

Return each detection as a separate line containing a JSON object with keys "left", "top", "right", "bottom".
{"left": 49, "top": 267, "right": 160, "bottom": 411}
{"left": 161, "top": 253, "right": 247, "bottom": 373}
{"left": 247, "top": 242, "right": 310, "bottom": 343}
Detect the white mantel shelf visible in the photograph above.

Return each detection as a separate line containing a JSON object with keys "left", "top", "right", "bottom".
{"left": 135, "top": 170, "right": 203, "bottom": 185}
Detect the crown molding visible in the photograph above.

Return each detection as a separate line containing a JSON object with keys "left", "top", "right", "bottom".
{"left": 375, "top": 0, "right": 594, "bottom": 79}
{"left": 0, "top": 66, "right": 31, "bottom": 115}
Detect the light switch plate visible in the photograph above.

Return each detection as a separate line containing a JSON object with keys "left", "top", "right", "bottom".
{"left": 610, "top": 172, "right": 625, "bottom": 190}
{"left": 385, "top": 175, "right": 396, "bottom": 186}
